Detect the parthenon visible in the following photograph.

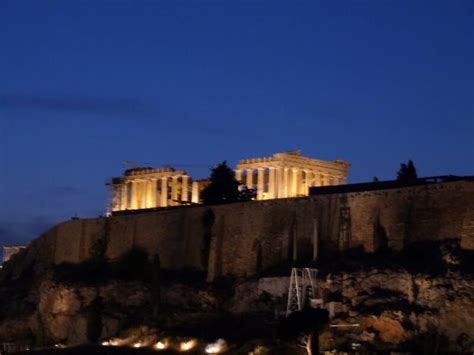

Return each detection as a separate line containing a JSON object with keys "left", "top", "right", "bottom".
{"left": 236, "top": 150, "right": 350, "bottom": 200}
{"left": 109, "top": 150, "right": 350, "bottom": 213}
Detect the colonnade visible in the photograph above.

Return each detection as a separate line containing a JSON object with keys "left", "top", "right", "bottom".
{"left": 113, "top": 175, "right": 200, "bottom": 211}
{"left": 235, "top": 167, "right": 347, "bottom": 200}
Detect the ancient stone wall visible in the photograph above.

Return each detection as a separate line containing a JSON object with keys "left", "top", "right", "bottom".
{"left": 207, "top": 181, "right": 474, "bottom": 280}
{"left": 29, "top": 181, "right": 474, "bottom": 280}
{"left": 49, "top": 207, "right": 210, "bottom": 271}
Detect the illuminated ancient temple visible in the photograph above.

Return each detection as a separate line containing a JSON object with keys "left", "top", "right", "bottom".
{"left": 109, "top": 150, "right": 350, "bottom": 212}
{"left": 236, "top": 150, "right": 350, "bottom": 200}
{"left": 109, "top": 167, "right": 206, "bottom": 213}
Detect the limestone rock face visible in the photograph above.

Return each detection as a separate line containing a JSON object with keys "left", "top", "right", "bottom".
{"left": 29, "top": 281, "right": 151, "bottom": 345}
{"left": 235, "top": 270, "right": 474, "bottom": 352}
{"left": 320, "top": 270, "right": 474, "bottom": 351}
{"left": 1, "top": 260, "right": 473, "bottom": 352}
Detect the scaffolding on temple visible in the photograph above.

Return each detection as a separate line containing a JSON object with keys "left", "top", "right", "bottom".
{"left": 286, "top": 267, "right": 322, "bottom": 316}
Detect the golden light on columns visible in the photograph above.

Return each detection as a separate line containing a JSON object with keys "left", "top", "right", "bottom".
{"left": 268, "top": 167, "right": 276, "bottom": 199}
{"left": 276, "top": 167, "right": 284, "bottom": 198}
{"left": 283, "top": 167, "right": 289, "bottom": 197}
{"left": 160, "top": 177, "right": 168, "bottom": 207}
{"left": 149, "top": 178, "right": 157, "bottom": 208}
{"left": 291, "top": 168, "right": 298, "bottom": 197}
{"left": 246, "top": 168, "right": 253, "bottom": 189}
{"left": 235, "top": 169, "right": 242, "bottom": 183}
{"left": 171, "top": 176, "right": 179, "bottom": 205}
{"left": 191, "top": 181, "right": 199, "bottom": 203}
{"left": 181, "top": 175, "right": 189, "bottom": 202}
{"left": 257, "top": 168, "right": 264, "bottom": 200}
{"left": 130, "top": 180, "right": 137, "bottom": 209}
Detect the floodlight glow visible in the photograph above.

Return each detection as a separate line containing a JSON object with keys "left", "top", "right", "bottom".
{"left": 179, "top": 339, "right": 197, "bottom": 351}
{"left": 154, "top": 341, "right": 167, "bottom": 350}
{"left": 205, "top": 339, "right": 227, "bottom": 353}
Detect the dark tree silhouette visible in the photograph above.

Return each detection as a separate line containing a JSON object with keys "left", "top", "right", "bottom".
{"left": 278, "top": 307, "right": 329, "bottom": 355}
{"left": 201, "top": 161, "right": 255, "bottom": 204}
{"left": 397, "top": 160, "right": 418, "bottom": 181}
{"left": 406, "top": 160, "right": 418, "bottom": 179}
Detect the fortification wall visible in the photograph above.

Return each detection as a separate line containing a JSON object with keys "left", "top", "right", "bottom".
{"left": 206, "top": 181, "right": 474, "bottom": 279}
{"left": 28, "top": 181, "right": 474, "bottom": 280}
{"left": 49, "top": 207, "right": 209, "bottom": 271}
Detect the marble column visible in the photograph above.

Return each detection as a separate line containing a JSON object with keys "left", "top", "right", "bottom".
{"left": 268, "top": 167, "right": 276, "bottom": 199}
{"left": 191, "top": 181, "right": 199, "bottom": 203}
{"left": 276, "top": 167, "right": 284, "bottom": 198}
{"left": 141, "top": 180, "right": 147, "bottom": 208}
{"left": 120, "top": 183, "right": 128, "bottom": 210}
{"left": 150, "top": 178, "right": 157, "bottom": 207}
{"left": 341, "top": 176, "right": 347, "bottom": 185}
{"left": 301, "top": 170, "right": 308, "bottom": 195}
{"left": 171, "top": 176, "right": 179, "bottom": 205}
{"left": 291, "top": 168, "right": 298, "bottom": 197}
{"left": 283, "top": 168, "right": 289, "bottom": 197}
{"left": 246, "top": 169, "right": 253, "bottom": 189}
{"left": 235, "top": 169, "right": 242, "bottom": 182}
{"left": 130, "top": 180, "right": 137, "bottom": 209}
{"left": 182, "top": 175, "right": 189, "bottom": 202}
{"left": 160, "top": 177, "right": 168, "bottom": 207}
{"left": 135, "top": 180, "right": 141, "bottom": 209}
{"left": 257, "top": 168, "right": 264, "bottom": 200}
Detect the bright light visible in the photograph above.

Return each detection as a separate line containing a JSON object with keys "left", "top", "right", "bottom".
{"left": 133, "top": 342, "right": 142, "bottom": 348}
{"left": 154, "top": 341, "right": 167, "bottom": 350}
{"left": 205, "top": 339, "right": 227, "bottom": 354}
{"left": 180, "top": 339, "right": 197, "bottom": 351}
{"left": 101, "top": 341, "right": 110, "bottom": 346}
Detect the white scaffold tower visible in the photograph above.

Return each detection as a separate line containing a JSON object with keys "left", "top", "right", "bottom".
{"left": 286, "top": 268, "right": 323, "bottom": 316}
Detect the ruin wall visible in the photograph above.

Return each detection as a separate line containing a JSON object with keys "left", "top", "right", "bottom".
{"left": 28, "top": 181, "right": 474, "bottom": 280}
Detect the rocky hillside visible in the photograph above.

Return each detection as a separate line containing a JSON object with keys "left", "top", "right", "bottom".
{"left": 1, "top": 240, "right": 473, "bottom": 353}
{"left": 235, "top": 270, "right": 474, "bottom": 352}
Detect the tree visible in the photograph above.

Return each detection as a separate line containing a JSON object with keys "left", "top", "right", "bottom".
{"left": 397, "top": 160, "right": 418, "bottom": 181}
{"left": 278, "top": 307, "right": 329, "bottom": 355}
{"left": 201, "top": 161, "right": 255, "bottom": 204}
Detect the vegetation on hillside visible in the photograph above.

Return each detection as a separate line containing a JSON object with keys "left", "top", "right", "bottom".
{"left": 397, "top": 159, "right": 418, "bottom": 181}
{"left": 201, "top": 161, "right": 256, "bottom": 204}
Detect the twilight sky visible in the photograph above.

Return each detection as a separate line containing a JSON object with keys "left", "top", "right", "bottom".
{"left": 0, "top": 0, "right": 473, "bottom": 250}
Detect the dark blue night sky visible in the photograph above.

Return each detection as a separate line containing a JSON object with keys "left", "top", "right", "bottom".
{"left": 1, "top": 1, "right": 473, "bottom": 250}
